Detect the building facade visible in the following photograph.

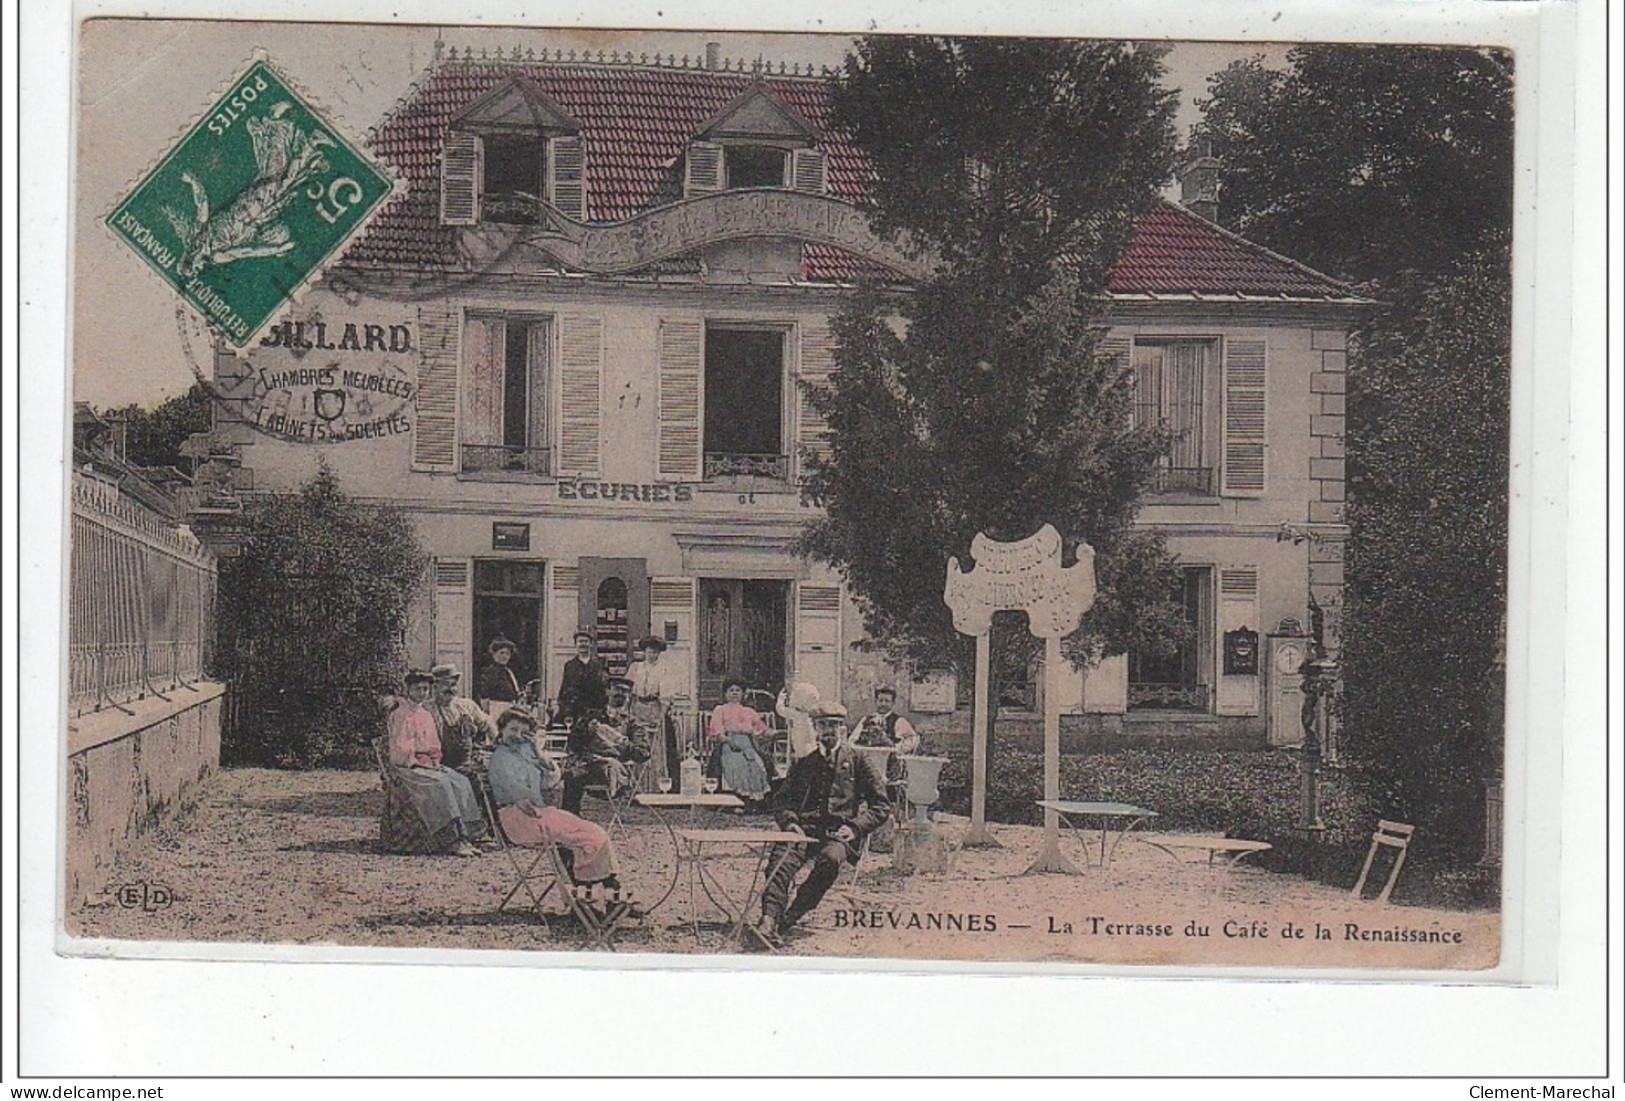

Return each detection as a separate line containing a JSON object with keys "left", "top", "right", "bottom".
{"left": 208, "top": 47, "right": 1365, "bottom": 742}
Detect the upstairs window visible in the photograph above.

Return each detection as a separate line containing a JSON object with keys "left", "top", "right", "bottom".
{"left": 683, "top": 83, "right": 825, "bottom": 198}
{"left": 481, "top": 134, "right": 546, "bottom": 224}
{"left": 441, "top": 79, "right": 585, "bottom": 226}
{"left": 726, "top": 145, "right": 787, "bottom": 189}
{"left": 463, "top": 315, "right": 550, "bottom": 476}
{"left": 1133, "top": 339, "right": 1218, "bottom": 496}
{"left": 703, "top": 326, "right": 787, "bottom": 481}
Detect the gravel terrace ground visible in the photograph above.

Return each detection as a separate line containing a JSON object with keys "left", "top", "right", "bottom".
{"left": 69, "top": 768, "right": 1500, "bottom": 971}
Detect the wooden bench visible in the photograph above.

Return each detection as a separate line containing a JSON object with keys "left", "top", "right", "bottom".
{"left": 1130, "top": 834, "right": 1273, "bottom": 866}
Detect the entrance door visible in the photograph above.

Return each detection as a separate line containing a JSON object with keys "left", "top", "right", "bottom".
{"left": 697, "top": 578, "right": 790, "bottom": 708}
{"left": 473, "top": 559, "right": 544, "bottom": 695}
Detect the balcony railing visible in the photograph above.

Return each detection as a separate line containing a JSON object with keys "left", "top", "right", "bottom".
{"left": 461, "top": 444, "right": 552, "bottom": 475}
{"left": 1148, "top": 466, "right": 1215, "bottom": 495}
{"left": 1128, "top": 682, "right": 1212, "bottom": 712}
{"left": 704, "top": 452, "right": 789, "bottom": 481}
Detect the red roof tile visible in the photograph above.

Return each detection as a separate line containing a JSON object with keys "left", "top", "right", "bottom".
{"left": 1108, "top": 201, "right": 1352, "bottom": 299}
{"left": 346, "top": 58, "right": 1353, "bottom": 300}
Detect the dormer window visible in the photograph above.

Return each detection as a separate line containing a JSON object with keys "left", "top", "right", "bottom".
{"left": 441, "top": 78, "right": 586, "bottom": 226}
{"left": 684, "top": 83, "right": 826, "bottom": 199}
{"left": 726, "top": 145, "right": 789, "bottom": 189}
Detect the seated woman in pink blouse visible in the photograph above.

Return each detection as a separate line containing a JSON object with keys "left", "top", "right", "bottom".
{"left": 386, "top": 669, "right": 487, "bottom": 855}
{"left": 706, "top": 680, "right": 772, "bottom": 801}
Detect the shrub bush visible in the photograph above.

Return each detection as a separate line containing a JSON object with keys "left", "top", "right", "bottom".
{"left": 217, "top": 468, "right": 426, "bottom": 768}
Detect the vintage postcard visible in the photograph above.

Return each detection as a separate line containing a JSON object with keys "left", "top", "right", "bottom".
{"left": 62, "top": 16, "right": 1526, "bottom": 978}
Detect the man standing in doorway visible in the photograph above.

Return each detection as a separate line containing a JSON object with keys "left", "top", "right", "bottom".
{"left": 556, "top": 629, "right": 608, "bottom": 726}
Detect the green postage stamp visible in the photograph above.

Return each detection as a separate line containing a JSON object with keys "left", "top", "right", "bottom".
{"left": 105, "top": 57, "right": 394, "bottom": 347}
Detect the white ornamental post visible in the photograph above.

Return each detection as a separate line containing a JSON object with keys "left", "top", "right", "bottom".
{"left": 944, "top": 525, "right": 1096, "bottom": 872}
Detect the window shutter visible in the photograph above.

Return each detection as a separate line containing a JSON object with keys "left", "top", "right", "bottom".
{"left": 789, "top": 148, "right": 827, "bottom": 194}
{"left": 1216, "top": 567, "right": 1260, "bottom": 715}
{"left": 1221, "top": 339, "right": 1267, "bottom": 496}
{"left": 557, "top": 314, "right": 603, "bottom": 477}
{"left": 684, "top": 141, "right": 724, "bottom": 197}
{"left": 796, "top": 319, "right": 838, "bottom": 481}
{"left": 462, "top": 315, "right": 504, "bottom": 448}
{"left": 432, "top": 558, "right": 472, "bottom": 672}
{"left": 547, "top": 135, "right": 586, "bottom": 221}
{"left": 657, "top": 319, "right": 704, "bottom": 480}
{"left": 440, "top": 130, "right": 480, "bottom": 226}
{"left": 413, "top": 305, "right": 461, "bottom": 470}
{"left": 794, "top": 583, "right": 842, "bottom": 705}
{"left": 1098, "top": 336, "right": 1133, "bottom": 427}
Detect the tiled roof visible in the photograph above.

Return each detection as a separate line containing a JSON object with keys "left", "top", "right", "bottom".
{"left": 1108, "top": 201, "right": 1355, "bottom": 300}
{"left": 346, "top": 57, "right": 1354, "bottom": 300}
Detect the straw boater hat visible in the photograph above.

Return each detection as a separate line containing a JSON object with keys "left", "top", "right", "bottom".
{"left": 430, "top": 663, "right": 461, "bottom": 682}
{"left": 809, "top": 701, "right": 848, "bottom": 722}
{"left": 488, "top": 636, "right": 517, "bottom": 656}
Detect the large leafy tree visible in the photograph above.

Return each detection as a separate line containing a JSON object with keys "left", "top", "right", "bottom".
{"left": 1194, "top": 46, "right": 1512, "bottom": 861}
{"left": 803, "top": 38, "right": 1189, "bottom": 728}
{"left": 103, "top": 383, "right": 214, "bottom": 470}
{"left": 216, "top": 467, "right": 427, "bottom": 768}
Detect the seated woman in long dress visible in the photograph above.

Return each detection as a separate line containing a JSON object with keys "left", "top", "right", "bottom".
{"left": 706, "top": 680, "right": 772, "bottom": 801}
{"left": 386, "top": 669, "right": 487, "bottom": 856}
{"left": 488, "top": 707, "right": 621, "bottom": 888}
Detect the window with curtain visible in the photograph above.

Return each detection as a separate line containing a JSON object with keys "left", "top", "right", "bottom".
{"left": 463, "top": 315, "right": 550, "bottom": 475}
{"left": 1133, "top": 339, "right": 1217, "bottom": 495}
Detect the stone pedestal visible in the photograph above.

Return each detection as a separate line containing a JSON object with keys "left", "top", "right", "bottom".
{"left": 892, "top": 819, "right": 955, "bottom": 875}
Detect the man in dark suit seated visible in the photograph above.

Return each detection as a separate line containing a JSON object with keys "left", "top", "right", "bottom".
{"left": 561, "top": 676, "right": 651, "bottom": 813}
{"left": 755, "top": 702, "right": 890, "bottom": 948}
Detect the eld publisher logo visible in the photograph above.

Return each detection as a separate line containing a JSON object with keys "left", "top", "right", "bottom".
{"left": 116, "top": 881, "right": 174, "bottom": 912}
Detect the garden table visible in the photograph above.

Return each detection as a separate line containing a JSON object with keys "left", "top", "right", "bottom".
{"left": 631, "top": 792, "right": 745, "bottom": 911}
{"left": 673, "top": 827, "right": 812, "bottom": 951}
{"left": 1035, "top": 800, "right": 1159, "bottom": 868}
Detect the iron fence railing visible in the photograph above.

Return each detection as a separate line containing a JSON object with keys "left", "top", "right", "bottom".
{"left": 1148, "top": 466, "right": 1215, "bottom": 495}
{"left": 69, "top": 471, "right": 217, "bottom": 717}
{"left": 1127, "top": 682, "right": 1212, "bottom": 712}
{"left": 461, "top": 443, "right": 553, "bottom": 475}
{"left": 704, "top": 452, "right": 789, "bottom": 480}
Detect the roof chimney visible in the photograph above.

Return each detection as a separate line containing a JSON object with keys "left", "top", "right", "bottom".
{"left": 1179, "top": 145, "right": 1221, "bottom": 223}
{"left": 705, "top": 42, "right": 721, "bottom": 71}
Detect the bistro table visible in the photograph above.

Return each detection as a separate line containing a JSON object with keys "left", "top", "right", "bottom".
{"left": 631, "top": 792, "right": 745, "bottom": 911}
{"left": 1035, "top": 800, "right": 1159, "bottom": 869}
{"left": 673, "top": 827, "right": 813, "bottom": 950}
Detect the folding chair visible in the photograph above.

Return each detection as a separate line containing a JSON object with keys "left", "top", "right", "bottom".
{"left": 579, "top": 755, "right": 650, "bottom": 839}
{"left": 1351, "top": 820, "right": 1415, "bottom": 904}
{"left": 475, "top": 774, "right": 562, "bottom": 928}
{"left": 373, "top": 737, "right": 460, "bottom": 854}
{"left": 834, "top": 830, "right": 881, "bottom": 905}
{"left": 478, "top": 775, "right": 639, "bottom": 950}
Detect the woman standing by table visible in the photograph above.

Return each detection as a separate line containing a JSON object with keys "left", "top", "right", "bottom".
{"left": 630, "top": 636, "right": 681, "bottom": 782}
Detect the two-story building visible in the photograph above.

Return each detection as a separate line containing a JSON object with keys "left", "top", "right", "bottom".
{"left": 207, "top": 45, "right": 1366, "bottom": 744}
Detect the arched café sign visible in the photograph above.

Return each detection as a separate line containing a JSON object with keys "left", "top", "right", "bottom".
{"left": 224, "top": 314, "right": 416, "bottom": 443}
